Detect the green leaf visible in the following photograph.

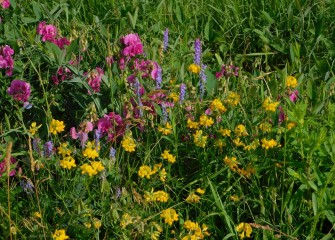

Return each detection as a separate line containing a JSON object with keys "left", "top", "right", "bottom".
{"left": 205, "top": 69, "right": 217, "bottom": 96}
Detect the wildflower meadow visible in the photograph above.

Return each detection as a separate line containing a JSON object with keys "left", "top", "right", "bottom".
{"left": 1, "top": 0, "right": 335, "bottom": 239}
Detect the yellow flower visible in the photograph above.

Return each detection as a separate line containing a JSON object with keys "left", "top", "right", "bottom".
{"left": 159, "top": 168, "right": 167, "bottom": 182}
{"left": 152, "top": 163, "right": 162, "bottom": 174}
{"left": 57, "top": 143, "right": 72, "bottom": 157}
{"left": 84, "top": 222, "right": 91, "bottom": 228}
{"left": 243, "top": 139, "right": 259, "bottom": 151}
{"left": 52, "top": 229, "right": 69, "bottom": 240}
{"left": 262, "top": 98, "right": 280, "bottom": 112}
{"left": 224, "top": 156, "right": 239, "bottom": 172}
{"left": 230, "top": 195, "right": 240, "bottom": 202}
{"left": 199, "top": 114, "right": 214, "bottom": 127}
{"left": 138, "top": 165, "right": 153, "bottom": 179}
{"left": 169, "top": 92, "right": 179, "bottom": 103}
{"left": 261, "top": 138, "right": 278, "bottom": 150}
{"left": 218, "top": 127, "right": 231, "bottom": 137}
{"left": 83, "top": 147, "right": 99, "bottom": 159}
{"left": 121, "top": 135, "right": 136, "bottom": 152}
{"left": 120, "top": 213, "right": 133, "bottom": 229}
{"left": 193, "top": 130, "right": 208, "bottom": 148}
{"left": 210, "top": 99, "right": 227, "bottom": 113}
{"left": 188, "top": 63, "right": 201, "bottom": 74}
{"left": 236, "top": 222, "right": 252, "bottom": 239}
{"left": 187, "top": 119, "right": 199, "bottom": 129}
{"left": 160, "top": 208, "right": 179, "bottom": 226}
{"left": 80, "top": 161, "right": 104, "bottom": 176}
{"left": 214, "top": 139, "right": 226, "bottom": 150}
{"left": 226, "top": 92, "right": 241, "bottom": 107}
{"left": 259, "top": 123, "right": 272, "bottom": 132}
{"left": 234, "top": 124, "right": 248, "bottom": 137}
{"left": 196, "top": 188, "right": 205, "bottom": 195}
{"left": 233, "top": 138, "right": 245, "bottom": 147}
{"left": 286, "top": 76, "right": 298, "bottom": 88}
{"left": 34, "top": 212, "right": 41, "bottom": 218}
{"left": 59, "top": 156, "right": 76, "bottom": 170}
{"left": 29, "top": 122, "right": 42, "bottom": 136}
{"left": 161, "top": 150, "right": 176, "bottom": 164}
{"left": 49, "top": 119, "right": 65, "bottom": 135}
{"left": 158, "top": 122, "right": 173, "bottom": 135}
{"left": 287, "top": 121, "right": 296, "bottom": 130}
{"left": 93, "top": 218, "right": 102, "bottom": 229}
{"left": 154, "top": 190, "right": 169, "bottom": 202}
{"left": 186, "top": 192, "right": 201, "bottom": 203}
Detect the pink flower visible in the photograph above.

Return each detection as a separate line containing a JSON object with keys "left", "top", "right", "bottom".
{"left": 106, "top": 56, "right": 114, "bottom": 66}
{"left": 120, "top": 33, "right": 143, "bottom": 57}
{"left": 1, "top": 0, "right": 10, "bottom": 9}
{"left": 86, "top": 67, "right": 104, "bottom": 93}
{"left": 278, "top": 106, "right": 285, "bottom": 125}
{"left": 0, "top": 157, "right": 17, "bottom": 177}
{"left": 7, "top": 80, "right": 31, "bottom": 102}
{"left": 0, "top": 45, "right": 14, "bottom": 76}
{"left": 55, "top": 37, "right": 71, "bottom": 49}
{"left": 97, "top": 112, "right": 125, "bottom": 141}
{"left": 37, "top": 23, "right": 57, "bottom": 42}
{"left": 289, "top": 90, "right": 299, "bottom": 103}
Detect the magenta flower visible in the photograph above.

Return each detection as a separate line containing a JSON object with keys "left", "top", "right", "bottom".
{"left": 289, "top": 90, "right": 299, "bottom": 103}
{"left": 120, "top": 33, "right": 143, "bottom": 57}
{"left": 1, "top": 0, "right": 10, "bottom": 9}
{"left": 55, "top": 37, "right": 71, "bottom": 49}
{"left": 97, "top": 112, "right": 125, "bottom": 141}
{"left": 86, "top": 67, "right": 104, "bottom": 93}
{"left": 0, "top": 157, "right": 17, "bottom": 177}
{"left": 106, "top": 56, "right": 114, "bottom": 66}
{"left": 278, "top": 106, "right": 285, "bottom": 125}
{"left": 7, "top": 80, "right": 31, "bottom": 102}
{"left": 0, "top": 45, "right": 14, "bottom": 76}
{"left": 37, "top": 22, "right": 57, "bottom": 42}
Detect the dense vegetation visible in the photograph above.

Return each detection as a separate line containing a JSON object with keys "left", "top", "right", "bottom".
{"left": 1, "top": 0, "right": 335, "bottom": 239}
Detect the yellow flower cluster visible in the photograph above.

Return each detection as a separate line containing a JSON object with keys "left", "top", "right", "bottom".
{"left": 181, "top": 220, "right": 210, "bottom": 240}
{"left": 259, "top": 123, "right": 272, "bottom": 132}
{"left": 226, "top": 91, "right": 241, "bottom": 107}
{"left": 233, "top": 138, "right": 245, "bottom": 147}
{"left": 187, "top": 119, "right": 199, "bottom": 129}
{"left": 199, "top": 114, "right": 214, "bottom": 127}
{"left": 243, "top": 139, "right": 259, "bottom": 151}
{"left": 93, "top": 218, "right": 102, "bottom": 229}
{"left": 224, "top": 156, "right": 239, "bottom": 172}
{"left": 59, "top": 156, "right": 76, "bottom": 170}
{"left": 185, "top": 188, "right": 205, "bottom": 203}
{"left": 193, "top": 130, "right": 208, "bottom": 148}
{"left": 261, "top": 138, "right": 278, "bottom": 150}
{"left": 150, "top": 222, "right": 163, "bottom": 240}
{"left": 83, "top": 141, "right": 99, "bottom": 159}
{"left": 210, "top": 98, "right": 227, "bottom": 113}
{"left": 287, "top": 121, "right": 296, "bottom": 130}
{"left": 169, "top": 92, "right": 179, "bottom": 103}
{"left": 236, "top": 222, "right": 252, "bottom": 239}
{"left": 235, "top": 124, "right": 248, "bottom": 137}
{"left": 29, "top": 122, "right": 42, "bottom": 136}
{"left": 49, "top": 119, "right": 65, "bottom": 135}
{"left": 160, "top": 208, "right": 179, "bottom": 226}
{"left": 120, "top": 213, "right": 133, "bottom": 229}
{"left": 80, "top": 161, "right": 104, "bottom": 176}
{"left": 214, "top": 139, "right": 226, "bottom": 150}
{"left": 262, "top": 98, "right": 280, "bottom": 112}
{"left": 286, "top": 76, "right": 298, "bottom": 88}
{"left": 218, "top": 127, "right": 231, "bottom": 137}
{"left": 52, "top": 229, "right": 69, "bottom": 240}
{"left": 158, "top": 122, "right": 173, "bottom": 135}
{"left": 188, "top": 63, "right": 200, "bottom": 74}
{"left": 121, "top": 135, "right": 136, "bottom": 152}
{"left": 138, "top": 163, "right": 165, "bottom": 181}
{"left": 144, "top": 190, "right": 169, "bottom": 203}
{"left": 161, "top": 150, "right": 176, "bottom": 163}
{"left": 57, "top": 143, "right": 72, "bottom": 157}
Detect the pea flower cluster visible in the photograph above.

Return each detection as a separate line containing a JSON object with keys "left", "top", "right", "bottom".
{"left": 37, "top": 21, "right": 70, "bottom": 49}
{"left": 0, "top": 45, "right": 14, "bottom": 76}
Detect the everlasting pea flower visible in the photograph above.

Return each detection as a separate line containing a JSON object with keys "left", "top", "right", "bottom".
{"left": 106, "top": 56, "right": 114, "bottom": 66}
{"left": 289, "top": 90, "right": 299, "bottom": 103}
{"left": 120, "top": 33, "right": 143, "bottom": 57}
{"left": 0, "top": 157, "right": 17, "bottom": 177}
{"left": 55, "top": 37, "right": 71, "bottom": 49}
{"left": 1, "top": 0, "right": 10, "bottom": 9}
{"left": 0, "top": 45, "right": 15, "bottom": 76}
{"left": 86, "top": 67, "right": 104, "bottom": 93}
{"left": 7, "top": 80, "right": 31, "bottom": 102}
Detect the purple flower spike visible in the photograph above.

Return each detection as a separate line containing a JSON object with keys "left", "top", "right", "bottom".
{"left": 179, "top": 83, "right": 186, "bottom": 104}
{"left": 155, "top": 65, "right": 162, "bottom": 89}
{"left": 194, "top": 38, "right": 201, "bottom": 65}
{"left": 44, "top": 141, "right": 54, "bottom": 158}
{"left": 199, "top": 64, "right": 207, "bottom": 100}
{"left": 163, "top": 28, "right": 169, "bottom": 52}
